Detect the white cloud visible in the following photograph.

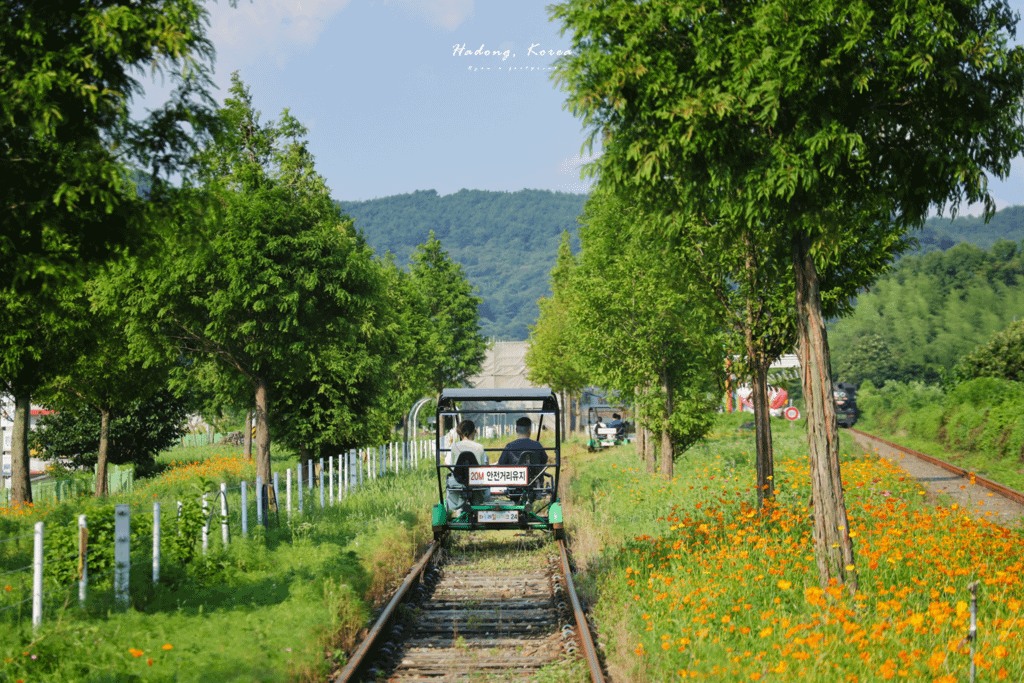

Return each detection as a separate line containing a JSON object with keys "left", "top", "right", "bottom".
{"left": 208, "top": 0, "right": 352, "bottom": 72}
{"left": 384, "top": 0, "right": 473, "bottom": 30}
{"left": 557, "top": 151, "right": 598, "bottom": 177}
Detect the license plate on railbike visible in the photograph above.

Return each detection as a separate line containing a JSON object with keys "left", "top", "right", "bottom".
{"left": 477, "top": 510, "right": 519, "bottom": 523}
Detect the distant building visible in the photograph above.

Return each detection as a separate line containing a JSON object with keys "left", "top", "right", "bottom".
{"left": 467, "top": 341, "right": 538, "bottom": 390}
{"left": 1, "top": 395, "right": 52, "bottom": 476}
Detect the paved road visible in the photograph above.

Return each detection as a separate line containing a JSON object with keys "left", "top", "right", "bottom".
{"left": 850, "top": 431, "right": 1024, "bottom": 527}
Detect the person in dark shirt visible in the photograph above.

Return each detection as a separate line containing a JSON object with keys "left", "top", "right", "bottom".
{"left": 498, "top": 416, "right": 547, "bottom": 467}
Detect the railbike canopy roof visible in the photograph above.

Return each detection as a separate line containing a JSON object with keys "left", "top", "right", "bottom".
{"left": 437, "top": 388, "right": 559, "bottom": 412}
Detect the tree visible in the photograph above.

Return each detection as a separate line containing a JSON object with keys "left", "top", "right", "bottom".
{"left": 955, "top": 319, "right": 1024, "bottom": 383}
{"left": 1, "top": 0, "right": 223, "bottom": 291}
{"left": 39, "top": 284, "right": 175, "bottom": 496}
{"left": 567, "top": 189, "right": 722, "bottom": 477}
{"left": 551, "top": 0, "right": 1024, "bottom": 590}
{"left": 112, "top": 74, "right": 390, "bottom": 491}
{"left": 408, "top": 233, "right": 488, "bottom": 394}
{"left": 526, "top": 231, "right": 587, "bottom": 439}
{"left": 31, "top": 389, "right": 190, "bottom": 477}
{"left": 0, "top": 288, "right": 83, "bottom": 503}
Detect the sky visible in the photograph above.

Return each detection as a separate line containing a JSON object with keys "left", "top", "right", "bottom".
{"left": 132, "top": 0, "right": 1024, "bottom": 215}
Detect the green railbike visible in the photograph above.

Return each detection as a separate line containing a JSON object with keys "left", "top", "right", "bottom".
{"left": 430, "top": 388, "right": 563, "bottom": 539}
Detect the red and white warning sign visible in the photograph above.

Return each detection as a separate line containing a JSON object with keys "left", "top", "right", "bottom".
{"left": 783, "top": 406, "right": 800, "bottom": 421}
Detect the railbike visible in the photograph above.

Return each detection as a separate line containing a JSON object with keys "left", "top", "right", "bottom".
{"left": 430, "top": 388, "right": 563, "bottom": 539}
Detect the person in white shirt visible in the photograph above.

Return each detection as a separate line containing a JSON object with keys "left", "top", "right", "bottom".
{"left": 445, "top": 420, "right": 489, "bottom": 510}
{"left": 446, "top": 420, "right": 489, "bottom": 466}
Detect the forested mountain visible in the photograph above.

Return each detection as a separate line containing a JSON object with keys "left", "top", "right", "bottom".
{"left": 830, "top": 240, "right": 1024, "bottom": 387}
{"left": 918, "top": 206, "right": 1024, "bottom": 253}
{"left": 336, "top": 189, "right": 587, "bottom": 340}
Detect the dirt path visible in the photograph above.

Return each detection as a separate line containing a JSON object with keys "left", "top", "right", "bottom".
{"left": 849, "top": 430, "right": 1024, "bottom": 528}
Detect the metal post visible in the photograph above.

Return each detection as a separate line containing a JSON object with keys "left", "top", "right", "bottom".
{"left": 255, "top": 476, "right": 263, "bottom": 526}
{"left": 272, "top": 472, "right": 280, "bottom": 521}
{"left": 201, "top": 493, "right": 209, "bottom": 555}
{"left": 153, "top": 502, "right": 161, "bottom": 584}
{"left": 241, "top": 481, "right": 248, "bottom": 538}
{"left": 286, "top": 468, "right": 292, "bottom": 520}
{"left": 969, "top": 581, "right": 979, "bottom": 683}
{"left": 359, "top": 448, "right": 364, "bottom": 487}
{"left": 307, "top": 459, "right": 313, "bottom": 491}
{"left": 32, "top": 521, "right": 43, "bottom": 630}
{"left": 329, "top": 456, "right": 334, "bottom": 505}
{"left": 220, "top": 482, "right": 229, "bottom": 545}
{"left": 114, "top": 505, "right": 130, "bottom": 606}
{"left": 297, "top": 465, "right": 303, "bottom": 513}
{"left": 78, "top": 514, "right": 87, "bottom": 607}
{"left": 319, "top": 460, "right": 325, "bottom": 509}
{"left": 177, "top": 500, "right": 183, "bottom": 535}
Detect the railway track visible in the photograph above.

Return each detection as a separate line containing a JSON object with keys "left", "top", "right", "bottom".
{"left": 849, "top": 427, "right": 1024, "bottom": 522}
{"left": 332, "top": 532, "right": 604, "bottom": 682}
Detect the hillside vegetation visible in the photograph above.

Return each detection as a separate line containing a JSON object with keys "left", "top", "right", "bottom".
{"left": 337, "top": 189, "right": 587, "bottom": 340}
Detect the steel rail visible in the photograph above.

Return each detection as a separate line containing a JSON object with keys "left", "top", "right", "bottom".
{"left": 557, "top": 537, "right": 606, "bottom": 683}
{"left": 333, "top": 539, "right": 439, "bottom": 682}
{"left": 850, "top": 427, "right": 1024, "bottom": 506}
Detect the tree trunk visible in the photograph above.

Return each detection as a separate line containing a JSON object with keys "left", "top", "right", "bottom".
{"left": 637, "top": 422, "right": 646, "bottom": 460}
{"left": 9, "top": 394, "right": 32, "bottom": 504}
{"left": 95, "top": 407, "right": 110, "bottom": 497}
{"left": 644, "top": 425, "right": 656, "bottom": 473}
{"left": 659, "top": 371, "right": 674, "bottom": 478}
{"left": 793, "top": 231, "right": 858, "bottom": 592}
{"left": 244, "top": 410, "right": 253, "bottom": 460}
{"left": 749, "top": 358, "right": 775, "bottom": 507}
{"left": 574, "top": 393, "right": 582, "bottom": 436}
{"left": 255, "top": 377, "right": 274, "bottom": 510}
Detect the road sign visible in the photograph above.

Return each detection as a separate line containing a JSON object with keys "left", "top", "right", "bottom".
{"left": 784, "top": 406, "right": 800, "bottom": 421}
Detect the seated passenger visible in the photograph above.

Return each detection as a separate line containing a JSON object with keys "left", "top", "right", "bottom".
{"left": 607, "top": 413, "right": 625, "bottom": 440}
{"left": 445, "top": 420, "right": 488, "bottom": 511}
{"left": 498, "top": 417, "right": 547, "bottom": 468}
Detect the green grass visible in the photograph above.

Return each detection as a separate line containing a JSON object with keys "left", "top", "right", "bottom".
{"left": 1, "top": 443, "right": 438, "bottom": 683}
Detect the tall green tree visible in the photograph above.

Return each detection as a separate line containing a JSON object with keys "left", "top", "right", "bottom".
{"left": 567, "top": 190, "right": 722, "bottom": 478}
{"left": 551, "top": 0, "right": 1024, "bottom": 590}
{"left": 408, "top": 233, "right": 487, "bottom": 394}
{"left": 526, "top": 231, "right": 587, "bottom": 437}
{"left": 112, "top": 74, "right": 390, "bottom": 489}
{"left": 1, "top": 0, "right": 223, "bottom": 291}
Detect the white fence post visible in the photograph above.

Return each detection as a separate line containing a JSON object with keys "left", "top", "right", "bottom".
{"left": 32, "top": 521, "right": 43, "bottom": 630}
{"left": 220, "top": 482, "right": 229, "bottom": 545}
{"left": 78, "top": 514, "right": 87, "bottom": 607}
{"left": 329, "top": 457, "right": 335, "bottom": 505}
{"left": 319, "top": 459, "right": 325, "bottom": 509}
{"left": 114, "top": 505, "right": 130, "bottom": 606}
{"left": 296, "top": 465, "right": 303, "bottom": 513}
{"left": 273, "top": 472, "right": 280, "bottom": 523}
{"left": 286, "top": 469, "right": 292, "bottom": 520}
{"left": 153, "top": 502, "right": 161, "bottom": 584}
{"left": 307, "top": 460, "right": 313, "bottom": 491}
{"left": 241, "top": 481, "right": 248, "bottom": 538}
{"left": 201, "top": 493, "right": 209, "bottom": 555}
{"left": 177, "top": 501, "right": 183, "bottom": 535}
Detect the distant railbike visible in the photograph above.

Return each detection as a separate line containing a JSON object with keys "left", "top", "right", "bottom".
{"left": 835, "top": 382, "right": 857, "bottom": 428}
{"left": 431, "top": 388, "right": 563, "bottom": 539}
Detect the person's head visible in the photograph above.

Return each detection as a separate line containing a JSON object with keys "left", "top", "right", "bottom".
{"left": 515, "top": 416, "right": 532, "bottom": 437}
{"left": 457, "top": 419, "right": 476, "bottom": 440}
{"left": 613, "top": 413, "right": 621, "bottom": 420}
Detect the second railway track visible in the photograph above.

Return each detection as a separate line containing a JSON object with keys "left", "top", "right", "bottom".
{"left": 334, "top": 532, "right": 603, "bottom": 683}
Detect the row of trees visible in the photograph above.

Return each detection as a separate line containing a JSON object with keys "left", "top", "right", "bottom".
{"left": 2, "top": 6, "right": 487, "bottom": 508}
{"left": 539, "top": 0, "right": 1024, "bottom": 591}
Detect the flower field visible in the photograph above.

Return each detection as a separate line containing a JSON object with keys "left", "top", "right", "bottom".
{"left": 567, "top": 418, "right": 1023, "bottom": 682}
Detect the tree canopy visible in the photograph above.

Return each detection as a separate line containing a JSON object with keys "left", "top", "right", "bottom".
{"left": 1, "top": 0, "right": 222, "bottom": 290}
